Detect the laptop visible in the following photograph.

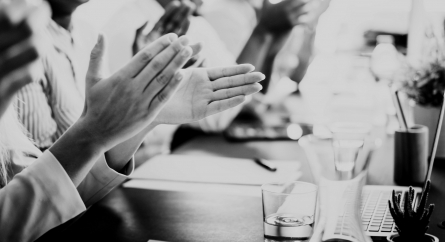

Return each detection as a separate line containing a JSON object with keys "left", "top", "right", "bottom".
{"left": 361, "top": 185, "right": 422, "bottom": 240}
{"left": 358, "top": 99, "right": 445, "bottom": 240}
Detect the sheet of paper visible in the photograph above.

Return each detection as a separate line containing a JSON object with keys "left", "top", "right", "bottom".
{"left": 124, "top": 180, "right": 262, "bottom": 197}
{"left": 130, "top": 155, "right": 302, "bottom": 185}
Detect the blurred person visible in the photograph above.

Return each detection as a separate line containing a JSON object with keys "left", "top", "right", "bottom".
{"left": 14, "top": 0, "right": 102, "bottom": 149}
{"left": 0, "top": 2, "right": 264, "bottom": 240}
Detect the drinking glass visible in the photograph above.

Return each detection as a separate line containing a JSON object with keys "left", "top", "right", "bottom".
{"left": 329, "top": 122, "right": 370, "bottom": 173}
{"left": 262, "top": 181, "right": 318, "bottom": 241}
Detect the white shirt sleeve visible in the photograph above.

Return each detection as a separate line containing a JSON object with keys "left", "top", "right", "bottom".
{"left": 77, "top": 154, "right": 134, "bottom": 208}
{"left": 0, "top": 150, "right": 134, "bottom": 242}
{"left": 0, "top": 151, "right": 85, "bottom": 242}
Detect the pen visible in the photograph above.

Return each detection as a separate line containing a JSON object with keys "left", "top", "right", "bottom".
{"left": 254, "top": 158, "right": 277, "bottom": 172}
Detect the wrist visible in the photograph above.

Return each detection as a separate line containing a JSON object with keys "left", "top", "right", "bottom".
{"left": 69, "top": 118, "right": 109, "bottom": 153}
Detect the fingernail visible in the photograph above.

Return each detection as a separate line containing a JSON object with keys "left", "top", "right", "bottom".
{"left": 259, "top": 73, "right": 266, "bottom": 80}
{"left": 181, "top": 47, "right": 191, "bottom": 57}
{"left": 179, "top": 36, "right": 189, "bottom": 46}
{"left": 168, "top": 33, "right": 178, "bottom": 42}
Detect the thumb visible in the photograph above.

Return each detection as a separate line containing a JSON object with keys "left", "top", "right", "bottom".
{"left": 86, "top": 34, "right": 106, "bottom": 90}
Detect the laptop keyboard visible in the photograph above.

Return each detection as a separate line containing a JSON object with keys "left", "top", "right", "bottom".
{"left": 360, "top": 190, "right": 402, "bottom": 233}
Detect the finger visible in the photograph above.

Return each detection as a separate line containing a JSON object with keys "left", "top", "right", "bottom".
{"left": 212, "top": 83, "right": 262, "bottom": 101}
{"left": 158, "top": 1, "right": 181, "bottom": 31}
{"left": 146, "top": 46, "right": 192, "bottom": 107}
{"left": 0, "top": 0, "right": 41, "bottom": 25}
{"left": 289, "top": 1, "right": 312, "bottom": 15}
{"left": 85, "top": 34, "right": 106, "bottom": 89}
{"left": 121, "top": 33, "right": 178, "bottom": 78}
{"left": 166, "top": 3, "right": 193, "bottom": 33}
{"left": 0, "top": 63, "right": 35, "bottom": 96}
{"left": 206, "top": 96, "right": 246, "bottom": 116}
{"left": 190, "top": 42, "right": 203, "bottom": 57}
{"left": 288, "top": 0, "right": 310, "bottom": 9}
{"left": 149, "top": 70, "right": 184, "bottom": 111}
{"left": 143, "top": 44, "right": 192, "bottom": 92}
{"left": 0, "top": 21, "right": 32, "bottom": 52}
{"left": 136, "top": 21, "right": 148, "bottom": 36}
{"left": 0, "top": 45, "right": 38, "bottom": 79}
{"left": 136, "top": 36, "right": 190, "bottom": 88}
{"left": 207, "top": 64, "right": 255, "bottom": 80}
{"left": 177, "top": 18, "right": 190, "bottom": 36}
{"left": 211, "top": 72, "right": 265, "bottom": 91}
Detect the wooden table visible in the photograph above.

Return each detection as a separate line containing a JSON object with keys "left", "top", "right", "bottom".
{"left": 36, "top": 132, "right": 445, "bottom": 242}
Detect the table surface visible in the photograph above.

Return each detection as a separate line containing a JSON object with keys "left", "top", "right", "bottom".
{"left": 37, "top": 132, "right": 445, "bottom": 242}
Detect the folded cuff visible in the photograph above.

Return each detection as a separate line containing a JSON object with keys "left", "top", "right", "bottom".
{"left": 78, "top": 154, "right": 134, "bottom": 207}
{"left": 27, "top": 151, "right": 86, "bottom": 222}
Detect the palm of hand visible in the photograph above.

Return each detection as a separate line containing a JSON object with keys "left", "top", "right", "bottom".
{"left": 156, "top": 68, "right": 213, "bottom": 124}
{"left": 154, "top": 64, "right": 265, "bottom": 125}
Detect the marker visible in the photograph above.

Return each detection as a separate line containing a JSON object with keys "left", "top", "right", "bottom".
{"left": 254, "top": 158, "right": 277, "bottom": 172}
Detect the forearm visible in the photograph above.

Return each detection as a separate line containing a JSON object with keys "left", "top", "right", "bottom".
{"left": 237, "top": 26, "right": 275, "bottom": 71}
{"left": 49, "top": 120, "right": 105, "bottom": 187}
{"left": 290, "top": 27, "right": 316, "bottom": 83}
{"left": 105, "top": 123, "right": 158, "bottom": 171}
{"left": 240, "top": 26, "right": 291, "bottom": 93}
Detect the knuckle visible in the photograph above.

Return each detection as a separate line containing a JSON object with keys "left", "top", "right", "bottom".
{"left": 221, "top": 67, "right": 228, "bottom": 77}
{"left": 157, "top": 92, "right": 167, "bottom": 102}
{"left": 151, "top": 59, "right": 163, "bottom": 70}
{"left": 225, "top": 89, "right": 231, "bottom": 99}
{"left": 228, "top": 76, "right": 234, "bottom": 86}
{"left": 139, "top": 51, "right": 153, "bottom": 64}
{"left": 155, "top": 74, "right": 168, "bottom": 84}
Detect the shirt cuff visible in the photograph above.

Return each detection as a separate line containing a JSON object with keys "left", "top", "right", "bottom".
{"left": 27, "top": 151, "right": 86, "bottom": 221}
{"left": 77, "top": 154, "right": 134, "bottom": 208}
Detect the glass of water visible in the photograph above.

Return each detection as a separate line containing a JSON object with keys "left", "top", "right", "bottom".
{"left": 261, "top": 181, "right": 318, "bottom": 241}
{"left": 330, "top": 122, "right": 370, "bottom": 173}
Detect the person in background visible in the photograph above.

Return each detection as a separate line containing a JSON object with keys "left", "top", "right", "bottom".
{"left": 14, "top": 0, "right": 101, "bottom": 150}
{"left": 0, "top": 1, "right": 264, "bottom": 241}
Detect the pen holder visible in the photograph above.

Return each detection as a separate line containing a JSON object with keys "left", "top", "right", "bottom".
{"left": 394, "top": 125, "right": 428, "bottom": 186}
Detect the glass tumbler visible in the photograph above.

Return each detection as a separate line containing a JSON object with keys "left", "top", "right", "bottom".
{"left": 262, "top": 181, "right": 318, "bottom": 241}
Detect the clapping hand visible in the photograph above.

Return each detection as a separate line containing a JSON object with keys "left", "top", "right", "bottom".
{"left": 78, "top": 34, "right": 195, "bottom": 150}
{"left": 133, "top": 0, "right": 196, "bottom": 55}
{"left": 258, "top": 0, "right": 314, "bottom": 34}
{"left": 0, "top": 0, "right": 50, "bottom": 117}
{"left": 155, "top": 64, "right": 264, "bottom": 124}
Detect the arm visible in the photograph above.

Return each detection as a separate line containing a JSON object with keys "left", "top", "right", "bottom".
{"left": 238, "top": 26, "right": 291, "bottom": 93}
{"left": 104, "top": 123, "right": 157, "bottom": 172}
{"left": 237, "top": 0, "right": 314, "bottom": 93}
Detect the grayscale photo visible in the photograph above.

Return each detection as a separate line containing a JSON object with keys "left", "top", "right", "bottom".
{"left": 1, "top": 0, "right": 445, "bottom": 241}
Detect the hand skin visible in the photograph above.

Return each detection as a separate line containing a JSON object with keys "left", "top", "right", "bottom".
{"left": 258, "top": 0, "right": 313, "bottom": 34}
{"left": 0, "top": 0, "right": 50, "bottom": 118}
{"left": 106, "top": 49, "right": 265, "bottom": 170}
{"left": 50, "top": 33, "right": 194, "bottom": 186}
{"left": 237, "top": 0, "right": 326, "bottom": 93}
{"left": 133, "top": 0, "right": 195, "bottom": 55}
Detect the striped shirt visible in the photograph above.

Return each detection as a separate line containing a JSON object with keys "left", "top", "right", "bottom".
{"left": 14, "top": 19, "right": 98, "bottom": 148}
